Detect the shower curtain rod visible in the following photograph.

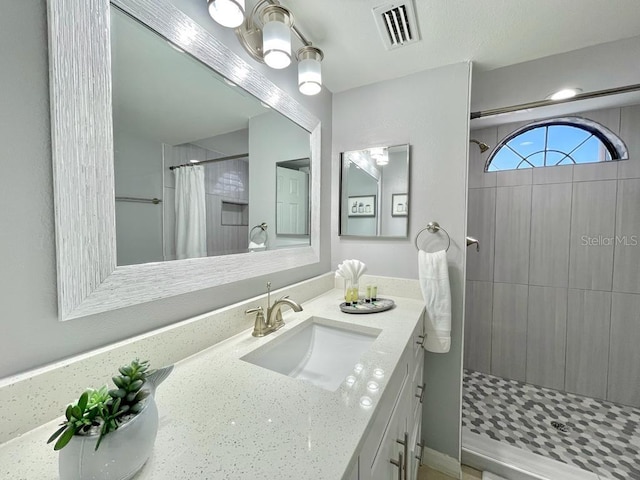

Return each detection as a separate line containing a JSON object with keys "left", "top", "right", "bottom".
{"left": 470, "top": 83, "right": 640, "bottom": 120}
{"left": 169, "top": 153, "right": 249, "bottom": 170}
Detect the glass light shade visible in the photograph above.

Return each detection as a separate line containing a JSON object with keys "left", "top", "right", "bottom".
{"left": 297, "top": 47, "right": 323, "bottom": 96}
{"left": 263, "top": 19, "right": 291, "bottom": 69}
{"left": 207, "top": 0, "right": 245, "bottom": 28}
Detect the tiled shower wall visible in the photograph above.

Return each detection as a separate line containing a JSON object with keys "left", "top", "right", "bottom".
{"left": 464, "top": 104, "right": 640, "bottom": 408}
{"left": 163, "top": 143, "right": 249, "bottom": 260}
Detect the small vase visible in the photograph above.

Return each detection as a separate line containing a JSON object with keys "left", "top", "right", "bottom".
{"left": 58, "top": 365, "right": 173, "bottom": 480}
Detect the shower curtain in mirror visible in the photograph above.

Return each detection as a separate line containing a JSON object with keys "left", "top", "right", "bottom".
{"left": 174, "top": 166, "right": 206, "bottom": 260}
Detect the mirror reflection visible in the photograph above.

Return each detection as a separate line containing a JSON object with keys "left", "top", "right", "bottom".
{"left": 276, "top": 158, "right": 310, "bottom": 236}
{"left": 111, "top": 7, "right": 311, "bottom": 266}
{"left": 339, "top": 145, "right": 410, "bottom": 237}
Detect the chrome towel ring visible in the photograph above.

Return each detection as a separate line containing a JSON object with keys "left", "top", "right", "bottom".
{"left": 249, "top": 222, "right": 268, "bottom": 243}
{"left": 415, "top": 221, "right": 451, "bottom": 252}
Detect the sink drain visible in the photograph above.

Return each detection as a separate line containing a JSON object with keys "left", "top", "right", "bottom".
{"left": 551, "top": 421, "right": 569, "bottom": 433}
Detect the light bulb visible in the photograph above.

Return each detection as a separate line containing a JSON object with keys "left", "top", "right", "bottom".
{"left": 548, "top": 88, "right": 582, "bottom": 101}
{"left": 297, "top": 46, "right": 323, "bottom": 96}
{"left": 262, "top": 6, "right": 292, "bottom": 69}
{"left": 207, "top": 0, "right": 245, "bottom": 28}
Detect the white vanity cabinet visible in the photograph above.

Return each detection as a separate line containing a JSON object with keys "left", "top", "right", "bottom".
{"left": 354, "top": 317, "right": 425, "bottom": 480}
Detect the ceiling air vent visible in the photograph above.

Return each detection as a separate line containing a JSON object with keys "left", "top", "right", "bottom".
{"left": 372, "top": 1, "right": 421, "bottom": 50}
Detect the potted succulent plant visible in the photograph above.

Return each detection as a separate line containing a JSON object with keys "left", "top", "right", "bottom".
{"left": 48, "top": 359, "right": 173, "bottom": 480}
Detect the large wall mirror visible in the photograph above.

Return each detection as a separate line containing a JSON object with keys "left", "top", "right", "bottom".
{"left": 48, "top": 0, "right": 320, "bottom": 320}
{"left": 339, "top": 145, "right": 410, "bottom": 237}
{"left": 111, "top": 7, "right": 311, "bottom": 265}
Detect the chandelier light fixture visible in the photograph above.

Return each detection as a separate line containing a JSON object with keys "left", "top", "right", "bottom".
{"left": 207, "top": 0, "right": 324, "bottom": 95}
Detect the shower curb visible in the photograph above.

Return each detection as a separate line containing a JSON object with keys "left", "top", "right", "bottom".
{"left": 462, "top": 427, "right": 612, "bottom": 480}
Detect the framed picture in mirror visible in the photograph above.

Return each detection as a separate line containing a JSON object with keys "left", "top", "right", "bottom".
{"left": 391, "top": 194, "right": 408, "bottom": 217}
{"left": 347, "top": 195, "right": 376, "bottom": 217}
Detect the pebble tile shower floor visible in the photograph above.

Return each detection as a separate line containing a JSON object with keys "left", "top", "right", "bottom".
{"left": 462, "top": 369, "right": 640, "bottom": 480}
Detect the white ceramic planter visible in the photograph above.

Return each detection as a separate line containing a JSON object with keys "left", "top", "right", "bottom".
{"left": 58, "top": 366, "right": 172, "bottom": 480}
{"left": 59, "top": 396, "right": 158, "bottom": 480}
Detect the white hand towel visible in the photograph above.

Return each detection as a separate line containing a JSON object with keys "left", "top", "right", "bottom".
{"left": 418, "top": 249, "right": 451, "bottom": 353}
{"left": 248, "top": 241, "right": 265, "bottom": 250}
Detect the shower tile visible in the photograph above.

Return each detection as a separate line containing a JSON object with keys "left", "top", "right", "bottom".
{"left": 529, "top": 184, "right": 572, "bottom": 287}
{"left": 496, "top": 168, "right": 533, "bottom": 187}
{"left": 526, "top": 286, "right": 567, "bottom": 391}
{"left": 565, "top": 289, "right": 611, "bottom": 400}
{"left": 469, "top": 128, "right": 498, "bottom": 188}
{"left": 464, "top": 281, "right": 493, "bottom": 373}
{"left": 613, "top": 179, "right": 640, "bottom": 294}
{"left": 462, "top": 369, "right": 640, "bottom": 480}
{"left": 618, "top": 105, "right": 640, "bottom": 178}
{"left": 608, "top": 293, "right": 640, "bottom": 407}
{"left": 573, "top": 161, "right": 618, "bottom": 182}
{"left": 494, "top": 185, "right": 532, "bottom": 284}
{"left": 466, "top": 188, "right": 496, "bottom": 282}
{"left": 491, "top": 283, "right": 528, "bottom": 382}
{"left": 568, "top": 180, "right": 616, "bottom": 291}
{"left": 532, "top": 164, "right": 573, "bottom": 184}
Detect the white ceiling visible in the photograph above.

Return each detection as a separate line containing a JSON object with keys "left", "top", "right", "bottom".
{"left": 282, "top": 0, "right": 640, "bottom": 93}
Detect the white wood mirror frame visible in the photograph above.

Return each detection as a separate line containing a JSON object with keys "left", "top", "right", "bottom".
{"left": 47, "top": 0, "right": 321, "bottom": 320}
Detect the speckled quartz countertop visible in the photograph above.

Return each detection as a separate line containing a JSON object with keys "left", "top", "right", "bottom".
{"left": 0, "top": 288, "right": 424, "bottom": 479}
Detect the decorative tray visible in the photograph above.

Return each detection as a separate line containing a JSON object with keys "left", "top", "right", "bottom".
{"left": 339, "top": 298, "right": 395, "bottom": 314}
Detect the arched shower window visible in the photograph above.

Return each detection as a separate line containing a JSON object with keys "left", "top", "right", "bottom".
{"left": 485, "top": 116, "right": 628, "bottom": 172}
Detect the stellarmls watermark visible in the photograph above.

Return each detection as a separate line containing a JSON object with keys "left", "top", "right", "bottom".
{"left": 581, "top": 235, "right": 638, "bottom": 246}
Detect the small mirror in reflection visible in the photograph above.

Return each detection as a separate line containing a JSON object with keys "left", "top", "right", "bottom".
{"left": 340, "top": 144, "right": 410, "bottom": 238}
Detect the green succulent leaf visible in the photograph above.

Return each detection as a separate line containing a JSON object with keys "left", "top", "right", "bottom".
{"left": 65, "top": 405, "right": 73, "bottom": 421}
{"left": 129, "top": 379, "right": 144, "bottom": 391}
{"left": 134, "top": 390, "right": 150, "bottom": 402}
{"left": 109, "top": 388, "right": 126, "bottom": 399}
{"left": 71, "top": 406, "right": 82, "bottom": 420}
{"left": 77, "top": 391, "right": 89, "bottom": 412}
{"left": 53, "top": 426, "right": 76, "bottom": 451}
{"left": 112, "top": 376, "right": 125, "bottom": 389}
{"left": 47, "top": 425, "right": 68, "bottom": 444}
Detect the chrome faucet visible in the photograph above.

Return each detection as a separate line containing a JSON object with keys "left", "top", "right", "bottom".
{"left": 245, "top": 282, "right": 303, "bottom": 337}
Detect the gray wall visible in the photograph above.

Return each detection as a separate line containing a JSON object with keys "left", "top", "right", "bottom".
{"left": 113, "top": 129, "right": 164, "bottom": 266}
{"left": 0, "top": 0, "right": 331, "bottom": 379}
{"left": 333, "top": 63, "right": 472, "bottom": 460}
{"left": 465, "top": 104, "right": 640, "bottom": 408}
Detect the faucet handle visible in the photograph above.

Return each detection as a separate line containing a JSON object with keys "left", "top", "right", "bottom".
{"left": 246, "top": 306, "right": 268, "bottom": 337}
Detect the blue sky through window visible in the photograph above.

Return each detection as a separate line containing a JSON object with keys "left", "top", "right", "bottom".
{"left": 485, "top": 122, "right": 616, "bottom": 171}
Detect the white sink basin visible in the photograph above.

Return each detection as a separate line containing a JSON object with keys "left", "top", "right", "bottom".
{"left": 241, "top": 318, "right": 380, "bottom": 391}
